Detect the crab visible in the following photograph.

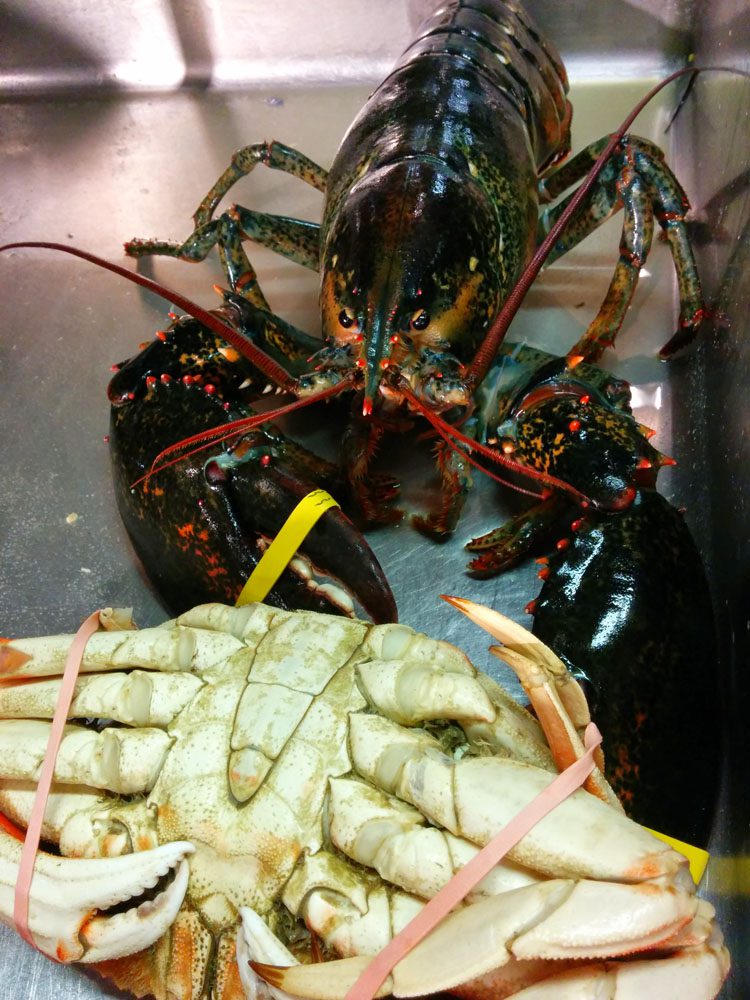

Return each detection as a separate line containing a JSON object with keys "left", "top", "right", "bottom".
{"left": 0, "top": 599, "right": 729, "bottom": 1000}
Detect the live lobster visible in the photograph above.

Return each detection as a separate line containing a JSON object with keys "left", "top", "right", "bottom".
{"left": 0, "top": 1, "right": 720, "bottom": 848}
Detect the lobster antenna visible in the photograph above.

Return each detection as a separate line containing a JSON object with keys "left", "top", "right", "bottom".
{"left": 0, "top": 241, "right": 298, "bottom": 393}
{"left": 466, "top": 65, "right": 714, "bottom": 390}
{"left": 136, "top": 378, "right": 352, "bottom": 487}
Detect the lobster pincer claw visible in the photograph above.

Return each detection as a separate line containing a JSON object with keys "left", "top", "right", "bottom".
{"left": 108, "top": 339, "right": 397, "bottom": 623}
{"left": 208, "top": 445, "right": 398, "bottom": 623}
{"left": 0, "top": 829, "right": 193, "bottom": 962}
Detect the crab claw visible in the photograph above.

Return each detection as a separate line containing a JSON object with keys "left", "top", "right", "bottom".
{"left": 0, "top": 829, "right": 193, "bottom": 963}
{"left": 212, "top": 451, "right": 398, "bottom": 623}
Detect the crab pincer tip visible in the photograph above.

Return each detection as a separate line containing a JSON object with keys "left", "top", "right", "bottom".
{"left": 0, "top": 645, "right": 32, "bottom": 673}
{"left": 249, "top": 962, "right": 287, "bottom": 987}
{"left": 440, "top": 593, "right": 464, "bottom": 609}
{"left": 362, "top": 396, "right": 374, "bottom": 417}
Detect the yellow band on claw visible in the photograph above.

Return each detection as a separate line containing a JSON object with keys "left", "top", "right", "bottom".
{"left": 235, "top": 489, "right": 341, "bottom": 606}
{"left": 644, "top": 827, "right": 710, "bottom": 884}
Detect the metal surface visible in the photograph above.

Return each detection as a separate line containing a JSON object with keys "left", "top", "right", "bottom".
{"left": 0, "top": 1, "right": 748, "bottom": 997}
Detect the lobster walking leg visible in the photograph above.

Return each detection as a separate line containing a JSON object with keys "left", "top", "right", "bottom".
{"left": 467, "top": 495, "right": 565, "bottom": 576}
{"left": 412, "top": 440, "right": 474, "bottom": 538}
{"left": 126, "top": 141, "right": 327, "bottom": 305}
{"left": 193, "top": 140, "right": 328, "bottom": 224}
{"left": 537, "top": 135, "right": 708, "bottom": 361}
{"left": 340, "top": 408, "right": 403, "bottom": 526}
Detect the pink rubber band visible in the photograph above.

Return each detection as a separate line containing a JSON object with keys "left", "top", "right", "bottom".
{"left": 13, "top": 611, "right": 101, "bottom": 951}
{"left": 344, "top": 722, "right": 603, "bottom": 1000}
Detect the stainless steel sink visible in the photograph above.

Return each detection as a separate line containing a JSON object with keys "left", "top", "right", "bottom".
{"left": 0, "top": 1, "right": 748, "bottom": 996}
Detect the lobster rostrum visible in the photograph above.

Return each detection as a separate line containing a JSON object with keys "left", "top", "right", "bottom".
{"left": 124, "top": 0, "right": 710, "bottom": 538}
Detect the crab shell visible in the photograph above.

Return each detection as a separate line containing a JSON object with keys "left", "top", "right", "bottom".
{"left": 0, "top": 601, "right": 729, "bottom": 1000}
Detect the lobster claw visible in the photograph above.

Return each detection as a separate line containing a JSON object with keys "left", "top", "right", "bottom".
{"left": 108, "top": 327, "right": 397, "bottom": 625}
{"left": 206, "top": 445, "right": 398, "bottom": 623}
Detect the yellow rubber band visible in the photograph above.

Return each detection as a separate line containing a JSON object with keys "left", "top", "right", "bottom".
{"left": 235, "top": 489, "right": 340, "bottom": 606}
{"left": 643, "top": 826, "right": 710, "bottom": 884}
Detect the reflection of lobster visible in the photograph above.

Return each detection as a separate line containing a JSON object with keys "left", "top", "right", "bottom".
{"left": 466, "top": 344, "right": 720, "bottom": 847}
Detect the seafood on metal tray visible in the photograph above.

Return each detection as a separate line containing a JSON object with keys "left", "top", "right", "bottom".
{"left": 0, "top": 600, "right": 730, "bottom": 999}
{"left": 463, "top": 341, "right": 721, "bottom": 848}
{"left": 114, "top": 0, "right": 717, "bottom": 850}
{"left": 0, "top": 0, "right": 716, "bottom": 864}
{"left": 122, "top": 0, "right": 708, "bottom": 539}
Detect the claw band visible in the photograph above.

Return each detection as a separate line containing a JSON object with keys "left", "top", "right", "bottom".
{"left": 13, "top": 610, "right": 102, "bottom": 952}
{"left": 643, "top": 827, "right": 709, "bottom": 885}
{"left": 344, "top": 722, "right": 604, "bottom": 1000}
{"left": 235, "top": 489, "right": 340, "bottom": 606}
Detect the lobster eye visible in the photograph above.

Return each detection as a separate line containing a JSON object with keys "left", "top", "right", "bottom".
{"left": 338, "top": 308, "right": 355, "bottom": 329}
{"left": 410, "top": 309, "right": 430, "bottom": 331}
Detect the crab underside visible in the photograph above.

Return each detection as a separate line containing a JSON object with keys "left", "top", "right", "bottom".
{"left": 0, "top": 600, "right": 729, "bottom": 1000}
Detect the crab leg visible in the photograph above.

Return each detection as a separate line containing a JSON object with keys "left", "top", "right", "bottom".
{"left": 237, "top": 906, "right": 301, "bottom": 1000}
{"left": 354, "top": 658, "right": 496, "bottom": 726}
{"left": 0, "top": 720, "right": 171, "bottom": 794}
{"left": 0, "top": 827, "right": 192, "bottom": 962}
{"left": 481, "top": 926, "right": 729, "bottom": 999}
{"left": 348, "top": 713, "right": 690, "bottom": 885}
{"left": 327, "top": 777, "right": 543, "bottom": 900}
{"left": 0, "top": 670, "right": 203, "bottom": 727}
{"left": 0, "top": 624, "right": 243, "bottom": 679}
{"left": 257, "top": 877, "right": 708, "bottom": 1000}
{"left": 459, "top": 672, "right": 556, "bottom": 771}
{"left": 358, "top": 620, "right": 555, "bottom": 769}
{"left": 444, "top": 596, "right": 619, "bottom": 806}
